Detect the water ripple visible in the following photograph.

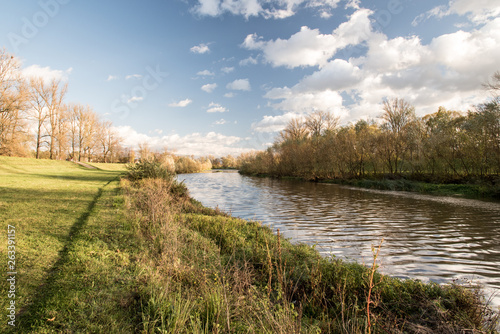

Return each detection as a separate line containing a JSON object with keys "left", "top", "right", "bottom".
{"left": 178, "top": 171, "right": 500, "bottom": 305}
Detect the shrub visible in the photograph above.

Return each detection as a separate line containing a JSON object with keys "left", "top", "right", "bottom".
{"left": 126, "top": 160, "right": 173, "bottom": 181}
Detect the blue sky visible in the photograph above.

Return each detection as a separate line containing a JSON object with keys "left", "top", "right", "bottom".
{"left": 1, "top": 0, "right": 499, "bottom": 156}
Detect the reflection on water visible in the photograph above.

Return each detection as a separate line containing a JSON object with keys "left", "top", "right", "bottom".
{"left": 178, "top": 170, "right": 500, "bottom": 305}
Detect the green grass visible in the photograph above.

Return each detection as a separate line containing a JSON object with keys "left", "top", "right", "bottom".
{"left": 86, "top": 162, "right": 128, "bottom": 171}
{"left": 0, "top": 156, "right": 134, "bottom": 332}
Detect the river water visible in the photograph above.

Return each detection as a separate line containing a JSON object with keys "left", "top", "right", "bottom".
{"left": 178, "top": 170, "right": 500, "bottom": 305}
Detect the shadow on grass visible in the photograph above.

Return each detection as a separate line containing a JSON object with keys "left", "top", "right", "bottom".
{"left": 15, "top": 178, "right": 115, "bottom": 331}
{"left": 31, "top": 170, "right": 124, "bottom": 183}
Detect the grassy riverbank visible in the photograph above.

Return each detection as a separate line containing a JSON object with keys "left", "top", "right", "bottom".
{"left": 1, "top": 157, "right": 498, "bottom": 332}
{"left": 240, "top": 171, "right": 500, "bottom": 201}
{"left": 330, "top": 177, "right": 500, "bottom": 199}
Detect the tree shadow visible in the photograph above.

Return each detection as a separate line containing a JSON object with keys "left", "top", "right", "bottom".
{"left": 15, "top": 179, "right": 114, "bottom": 331}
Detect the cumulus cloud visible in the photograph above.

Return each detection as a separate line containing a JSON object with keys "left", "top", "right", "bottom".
{"left": 190, "top": 43, "right": 211, "bottom": 54}
{"left": 21, "top": 64, "right": 71, "bottom": 83}
{"left": 251, "top": 112, "right": 299, "bottom": 133}
{"left": 192, "top": 0, "right": 341, "bottom": 19}
{"left": 201, "top": 83, "right": 218, "bottom": 93}
{"left": 169, "top": 98, "right": 193, "bottom": 107}
{"left": 114, "top": 125, "right": 246, "bottom": 156}
{"left": 107, "top": 75, "right": 118, "bottom": 81}
{"left": 242, "top": 8, "right": 374, "bottom": 68}
{"left": 226, "top": 78, "right": 251, "bottom": 91}
{"left": 258, "top": 12, "right": 500, "bottom": 129}
{"left": 207, "top": 102, "right": 228, "bottom": 113}
{"left": 265, "top": 87, "right": 345, "bottom": 117}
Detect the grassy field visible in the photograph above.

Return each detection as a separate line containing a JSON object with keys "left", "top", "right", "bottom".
{"left": 1, "top": 157, "right": 498, "bottom": 333}
{"left": 0, "top": 157, "right": 135, "bottom": 332}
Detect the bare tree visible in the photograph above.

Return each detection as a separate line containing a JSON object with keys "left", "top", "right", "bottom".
{"left": 26, "top": 77, "right": 68, "bottom": 159}
{"left": 304, "top": 111, "right": 339, "bottom": 137}
{"left": 483, "top": 70, "right": 500, "bottom": 94}
{"left": 279, "top": 117, "right": 308, "bottom": 142}
{"left": 0, "top": 49, "right": 29, "bottom": 155}
{"left": 67, "top": 104, "right": 99, "bottom": 161}
{"left": 97, "top": 120, "right": 122, "bottom": 162}
{"left": 27, "top": 77, "right": 49, "bottom": 159}
{"left": 45, "top": 80, "right": 68, "bottom": 159}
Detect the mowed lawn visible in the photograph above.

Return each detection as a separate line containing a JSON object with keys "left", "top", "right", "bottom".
{"left": 0, "top": 157, "right": 136, "bottom": 332}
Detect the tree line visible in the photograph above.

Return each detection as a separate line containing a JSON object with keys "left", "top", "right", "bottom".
{"left": 239, "top": 74, "right": 500, "bottom": 183}
{"left": 0, "top": 48, "right": 124, "bottom": 162}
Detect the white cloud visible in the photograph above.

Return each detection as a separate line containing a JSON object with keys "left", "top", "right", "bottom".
{"left": 169, "top": 98, "right": 193, "bottom": 107}
{"left": 107, "top": 75, "right": 118, "bottom": 81}
{"left": 213, "top": 118, "right": 227, "bottom": 125}
{"left": 265, "top": 87, "right": 345, "bottom": 116}
{"left": 226, "top": 78, "right": 251, "bottom": 91}
{"left": 297, "top": 59, "right": 362, "bottom": 91}
{"left": 251, "top": 112, "right": 299, "bottom": 133}
{"left": 114, "top": 125, "right": 245, "bottom": 156}
{"left": 259, "top": 12, "right": 500, "bottom": 128}
{"left": 221, "top": 66, "right": 234, "bottom": 73}
{"left": 190, "top": 43, "right": 211, "bottom": 54}
{"left": 413, "top": 0, "right": 500, "bottom": 26}
{"left": 201, "top": 83, "right": 218, "bottom": 93}
{"left": 149, "top": 129, "right": 163, "bottom": 135}
{"left": 242, "top": 8, "right": 374, "bottom": 68}
{"left": 197, "top": 69, "right": 215, "bottom": 76}
{"left": 192, "top": 0, "right": 341, "bottom": 19}
{"left": 126, "top": 74, "right": 143, "bottom": 80}
{"left": 21, "top": 64, "right": 71, "bottom": 83}
{"left": 127, "top": 96, "right": 144, "bottom": 104}
{"left": 345, "top": 0, "right": 360, "bottom": 10}
{"left": 239, "top": 56, "right": 258, "bottom": 66}
{"left": 207, "top": 102, "right": 228, "bottom": 113}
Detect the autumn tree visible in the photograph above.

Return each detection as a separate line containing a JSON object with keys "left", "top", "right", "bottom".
{"left": 304, "top": 110, "right": 339, "bottom": 138}
{"left": 278, "top": 117, "right": 308, "bottom": 143}
{"left": 0, "top": 49, "right": 29, "bottom": 156}
{"left": 97, "top": 120, "right": 122, "bottom": 163}
{"left": 380, "top": 98, "right": 417, "bottom": 174}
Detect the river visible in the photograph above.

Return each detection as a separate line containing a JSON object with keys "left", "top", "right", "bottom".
{"left": 178, "top": 170, "right": 500, "bottom": 306}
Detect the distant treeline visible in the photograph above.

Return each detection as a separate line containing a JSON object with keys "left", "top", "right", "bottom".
{"left": 239, "top": 86, "right": 500, "bottom": 184}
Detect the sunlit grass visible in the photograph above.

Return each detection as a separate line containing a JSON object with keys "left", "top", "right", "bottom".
{"left": 0, "top": 157, "right": 127, "bottom": 332}
{"left": 86, "top": 162, "right": 128, "bottom": 171}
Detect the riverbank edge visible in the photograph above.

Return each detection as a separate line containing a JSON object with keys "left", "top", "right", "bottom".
{"left": 239, "top": 171, "right": 500, "bottom": 201}
{"left": 120, "top": 171, "right": 499, "bottom": 333}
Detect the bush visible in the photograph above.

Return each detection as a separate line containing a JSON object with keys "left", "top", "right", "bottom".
{"left": 126, "top": 160, "right": 174, "bottom": 181}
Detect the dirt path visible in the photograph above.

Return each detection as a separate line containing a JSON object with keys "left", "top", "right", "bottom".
{"left": 74, "top": 161, "right": 98, "bottom": 169}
